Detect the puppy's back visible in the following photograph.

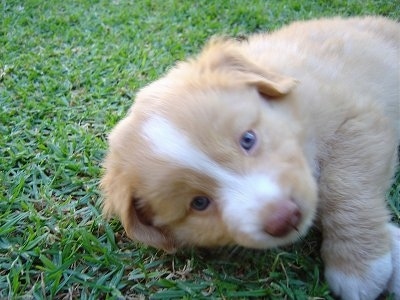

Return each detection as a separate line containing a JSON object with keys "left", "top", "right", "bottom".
{"left": 244, "top": 17, "right": 399, "bottom": 137}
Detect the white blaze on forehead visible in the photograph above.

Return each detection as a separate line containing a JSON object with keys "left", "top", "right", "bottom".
{"left": 142, "top": 115, "right": 283, "bottom": 244}
{"left": 142, "top": 115, "right": 280, "bottom": 188}
{"left": 141, "top": 115, "right": 222, "bottom": 174}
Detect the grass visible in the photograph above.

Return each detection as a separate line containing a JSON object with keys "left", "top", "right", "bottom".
{"left": 1, "top": 0, "right": 399, "bottom": 298}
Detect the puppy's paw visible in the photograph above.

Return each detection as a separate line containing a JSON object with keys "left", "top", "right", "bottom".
{"left": 325, "top": 253, "right": 393, "bottom": 300}
{"left": 388, "top": 224, "right": 400, "bottom": 299}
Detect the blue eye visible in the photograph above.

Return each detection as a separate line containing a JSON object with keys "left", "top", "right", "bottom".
{"left": 191, "top": 196, "right": 211, "bottom": 211}
{"left": 240, "top": 130, "right": 257, "bottom": 151}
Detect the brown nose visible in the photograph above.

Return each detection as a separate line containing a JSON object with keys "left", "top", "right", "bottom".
{"left": 263, "top": 200, "right": 301, "bottom": 237}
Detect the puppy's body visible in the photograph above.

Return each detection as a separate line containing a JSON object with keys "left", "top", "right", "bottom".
{"left": 101, "top": 17, "right": 400, "bottom": 299}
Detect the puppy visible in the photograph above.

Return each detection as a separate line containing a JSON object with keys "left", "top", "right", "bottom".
{"left": 101, "top": 17, "right": 400, "bottom": 299}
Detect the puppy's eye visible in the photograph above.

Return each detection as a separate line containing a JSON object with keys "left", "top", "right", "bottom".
{"left": 240, "top": 130, "right": 257, "bottom": 151}
{"left": 191, "top": 196, "right": 211, "bottom": 211}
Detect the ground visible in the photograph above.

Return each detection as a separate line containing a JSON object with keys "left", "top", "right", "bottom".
{"left": 0, "top": 0, "right": 399, "bottom": 298}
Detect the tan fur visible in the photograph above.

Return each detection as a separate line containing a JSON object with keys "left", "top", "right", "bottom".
{"left": 101, "top": 17, "right": 400, "bottom": 297}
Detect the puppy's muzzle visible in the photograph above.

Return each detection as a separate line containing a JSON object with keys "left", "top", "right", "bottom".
{"left": 262, "top": 199, "right": 301, "bottom": 237}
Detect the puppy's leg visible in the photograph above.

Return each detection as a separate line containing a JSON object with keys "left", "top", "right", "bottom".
{"left": 388, "top": 224, "right": 400, "bottom": 298}
{"left": 318, "top": 108, "right": 398, "bottom": 300}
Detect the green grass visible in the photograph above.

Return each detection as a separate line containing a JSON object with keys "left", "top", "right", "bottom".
{"left": 1, "top": 0, "right": 399, "bottom": 298}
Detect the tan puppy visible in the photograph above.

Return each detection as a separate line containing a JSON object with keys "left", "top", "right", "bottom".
{"left": 101, "top": 17, "right": 400, "bottom": 299}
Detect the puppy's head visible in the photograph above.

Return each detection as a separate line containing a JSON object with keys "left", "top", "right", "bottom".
{"left": 101, "top": 39, "right": 318, "bottom": 252}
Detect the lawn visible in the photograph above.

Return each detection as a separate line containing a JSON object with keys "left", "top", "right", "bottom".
{"left": 1, "top": 0, "right": 399, "bottom": 299}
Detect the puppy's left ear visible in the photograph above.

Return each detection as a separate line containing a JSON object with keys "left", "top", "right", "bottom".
{"left": 201, "top": 38, "right": 298, "bottom": 98}
{"left": 100, "top": 144, "right": 177, "bottom": 253}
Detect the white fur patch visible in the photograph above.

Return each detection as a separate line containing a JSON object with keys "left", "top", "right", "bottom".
{"left": 325, "top": 252, "right": 393, "bottom": 300}
{"left": 142, "top": 115, "right": 216, "bottom": 172}
{"left": 219, "top": 173, "right": 284, "bottom": 246}
{"left": 142, "top": 115, "right": 284, "bottom": 245}
{"left": 388, "top": 224, "right": 400, "bottom": 299}
{"left": 141, "top": 115, "right": 279, "bottom": 190}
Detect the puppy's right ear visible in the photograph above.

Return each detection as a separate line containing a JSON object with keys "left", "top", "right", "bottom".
{"left": 100, "top": 151, "right": 177, "bottom": 253}
{"left": 199, "top": 38, "right": 298, "bottom": 98}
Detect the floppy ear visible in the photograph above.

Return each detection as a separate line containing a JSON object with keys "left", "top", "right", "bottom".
{"left": 200, "top": 38, "right": 298, "bottom": 98}
{"left": 100, "top": 151, "right": 177, "bottom": 253}
{"left": 239, "top": 70, "right": 298, "bottom": 98}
